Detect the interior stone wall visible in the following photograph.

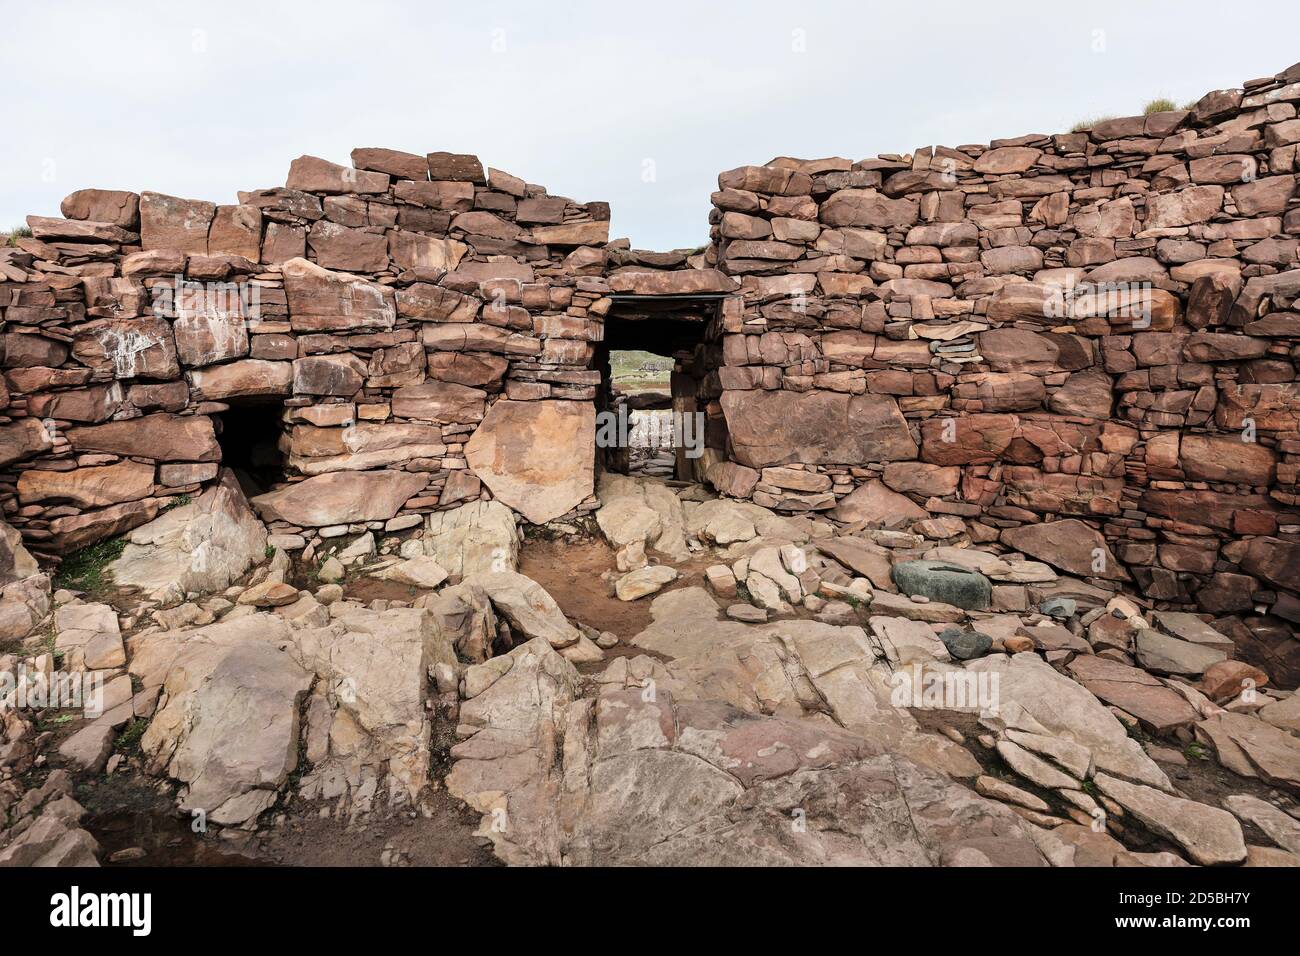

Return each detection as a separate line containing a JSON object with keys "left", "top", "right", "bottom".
{"left": 698, "top": 60, "right": 1300, "bottom": 629}
{"left": 0, "top": 149, "right": 650, "bottom": 555}
{"left": 1, "top": 60, "right": 1298, "bottom": 646}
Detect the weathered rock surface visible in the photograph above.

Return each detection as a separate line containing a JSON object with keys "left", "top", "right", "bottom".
{"left": 109, "top": 471, "right": 267, "bottom": 601}
{"left": 465, "top": 400, "right": 595, "bottom": 524}
{"left": 127, "top": 602, "right": 457, "bottom": 826}
{"left": 1093, "top": 773, "right": 1246, "bottom": 866}
{"left": 294, "top": 605, "right": 454, "bottom": 807}
{"left": 133, "top": 616, "right": 311, "bottom": 827}
{"left": 422, "top": 500, "right": 519, "bottom": 579}
{"left": 378, "top": 556, "right": 449, "bottom": 589}
{"left": 1196, "top": 712, "right": 1300, "bottom": 791}
{"left": 461, "top": 571, "right": 582, "bottom": 649}
{"left": 1001, "top": 520, "right": 1128, "bottom": 582}
{"left": 722, "top": 391, "right": 917, "bottom": 468}
{"left": 1259, "top": 693, "right": 1300, "bottom": 736}
{"left": 615, "top": 565, "right": 677, "bottom": 601}
{"left": 53, "top": 602, "right": 124, "bottom": 670}
{"left": 0, "top": 795, "right": 100, "bottom": 867}
{"left": 966, "top": 653, "right": 1169, "bottom": 789}
{"left": 1135, "top": 628, "right": 1228, "bottom": 677}
{"left": 18, "top": 459, "right": 154, "bottom": 509}
{"left": 252, "top": 471, "right": 428, "bottom": 526}
{"left": 448, "top": 637, "right": 1045, "bottom": 866}
{"left": 1066, "top": 655, "right": 1200, "bottom": 733}
{"left": 67, "top": 414, "right": 221, "bottom": 463}
{"left": 830, "top": 480, "right": 927, "bottom": 525}
{"left": 596, "top": 474, "right": 690, "bottom": 560}
{"left": 0, "top": 519, "right": 39, "bottom": 586}
{"left": 1224, "top": 794, "right": 1300, "bottom": 855}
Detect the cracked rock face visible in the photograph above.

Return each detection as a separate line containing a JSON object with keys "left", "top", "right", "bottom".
{"left": 421, "top": 499, "right": 519, "bottom": 579}
{"left": 595, "top": 473, "right": 692, "bottom": 560}
{"left": 465, "top": 399, "right": 595, "bottom": 525}
{"left": 432, "top": 562, "right": 1296, "bottom": 869}
{"left": 446, "top": 638, "right": 585, "bottom": 865}
{"left": 129, "top": 601, "right": 458, "bottom": 828}
{"left": 134, "top": 619, "right": 312, "bottom": 828}
{"left": 108, "top": 470, "right": 268, "bottom": 602}
{"left": 293, "top": 605, "right": 456, "bottom": 809}
{"left": 966, "top": 653, "right": 1170, "bottom": 790}
{"left": 443, "top": 586, "right": 1053, "bottom": 867}
{"left": 445, "top": 636, "right": 1046, "bottom": 866}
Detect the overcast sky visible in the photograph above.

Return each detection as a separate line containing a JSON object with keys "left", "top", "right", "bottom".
{"left": 4, "top": 1, "right": 1299, "bottom": 250}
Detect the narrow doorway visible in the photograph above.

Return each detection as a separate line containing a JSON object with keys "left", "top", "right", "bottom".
{"left": 609, "top": 350, "right": 674, "bottom": 477}
{"left": 213, "top": 399, "right": 288, "bottom": 499}
{"left": 596, "top": 295, "right": 724, "bottom": 482}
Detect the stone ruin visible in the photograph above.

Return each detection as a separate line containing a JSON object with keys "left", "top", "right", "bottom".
{"left": 3, "top": 58, "right": 1300, "bottom": 872}
{"left": 1, "top": 59, "right": 1299, "bottom": 681}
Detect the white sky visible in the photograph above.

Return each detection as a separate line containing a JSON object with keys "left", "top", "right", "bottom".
{"left": 3, "top": 0, "right": 1299, "bottom": 250}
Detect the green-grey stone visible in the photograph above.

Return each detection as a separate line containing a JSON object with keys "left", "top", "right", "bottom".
{"left": 939, "top": 626, "right": 993, "bottom": 661}
{"left": 1040, "top": 597, "right": 1077, "bottom": 619}
{"left": 891, "top": 560, "right": 992, "bottom": 611}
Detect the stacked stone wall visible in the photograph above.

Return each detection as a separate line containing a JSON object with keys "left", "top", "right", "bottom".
{"left": 702, "top": 61, "right": 1300, "bottom": 624}
{"left": 0, "top": 149, "right": 643, "bottom": 553}
{"left": 2, "top": 60, "right": 1299, "bottom": 637}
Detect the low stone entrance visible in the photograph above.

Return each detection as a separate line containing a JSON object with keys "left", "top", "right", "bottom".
{"left": 597, "top": 294, "right": 726, "bottom": 482}
{"left": 213, "top": 399, "right": 288, "bottom": 499}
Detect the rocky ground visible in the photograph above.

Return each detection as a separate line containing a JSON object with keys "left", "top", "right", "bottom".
{"left": 1, "top": 469, "right": 1298, "bottom": 867}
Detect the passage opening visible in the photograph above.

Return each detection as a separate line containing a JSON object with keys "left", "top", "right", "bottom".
{"left": 609, "top": 350, "right": 675, "bottom": 477}
{"left": 597, "top": 298, "right": 722, "bottom": 481}
{"left": 213, "top": 399, "right": 288, "bottom": 499}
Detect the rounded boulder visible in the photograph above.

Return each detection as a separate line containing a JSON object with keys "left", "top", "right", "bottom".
{"left": 891, "top": 560, "right": 992, "bottom": 611}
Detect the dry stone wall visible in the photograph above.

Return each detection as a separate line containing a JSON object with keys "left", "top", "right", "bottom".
{"left": 0, "top": 149, "right": 639, "bottom": 556}
{"left": 1, "top": 60, "right": 1298, "bottom": 651}
{"left": 701, "top": 61, "right": 1300, "bottom": 630}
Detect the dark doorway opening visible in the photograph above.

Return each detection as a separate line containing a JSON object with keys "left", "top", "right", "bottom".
{"left": 597, "top": 295, "right": 726, "bottom": 481}
{"left": 607, "top": 350, "right": 675, "bottom": 477}
{"left": 213, "top": 399, "right": 288, "bottom": 499}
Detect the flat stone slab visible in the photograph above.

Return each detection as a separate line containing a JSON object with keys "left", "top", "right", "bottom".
{"left": 1152, "top": 611, "right": 1235, "bottom": 653}
{"left": 1017, "top": 622, "right": 1091, "bottom": 654}
{"left": 925, "top": 546, "right": 1059, "bottom": 584}
{"left": 1224, "top": 794, "right": 1300, "bottom": 855}
{"left": 815, "top": 538, "right": 893, "bottom": 589}
{"left": 616, "top": 565, "right": 678, "bottom": 601}
{"left": 1001, "top": 519, "right": 1128, "bottom": 582}
{"left": 1066, "top": 655, "right": 1200, "bottom": 733}
{"left": 252, "top": 471, "right": 428, "bottom": 526}
{"left": 465, "top": 399, "right": 595, "bottom": 525}
{"left": 378, "top": 556, "right": 450, "bottom": 589}
{"left": 1135, "top": 628, "right": 1228, "bottom": 676}
{"left": 1259, "top": 693, "right": 1300, "bottom": 735}
{"left": 996, "top": 739, "right": 1078, "bottom": 790}
{"left": 868, "top": 590, "right": 965, "bottom": 624}
{"left": 726, "top": 604, "right": 769, "bottom": 623}
{"left": 1196, "top": 712, "right": 1300, "bottom": 792}
{"left": 721, "top": 390, "right": 917, "bottom": 470}
{"left": 1093, "top": 772, "right": 1246, "bottom": 866}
